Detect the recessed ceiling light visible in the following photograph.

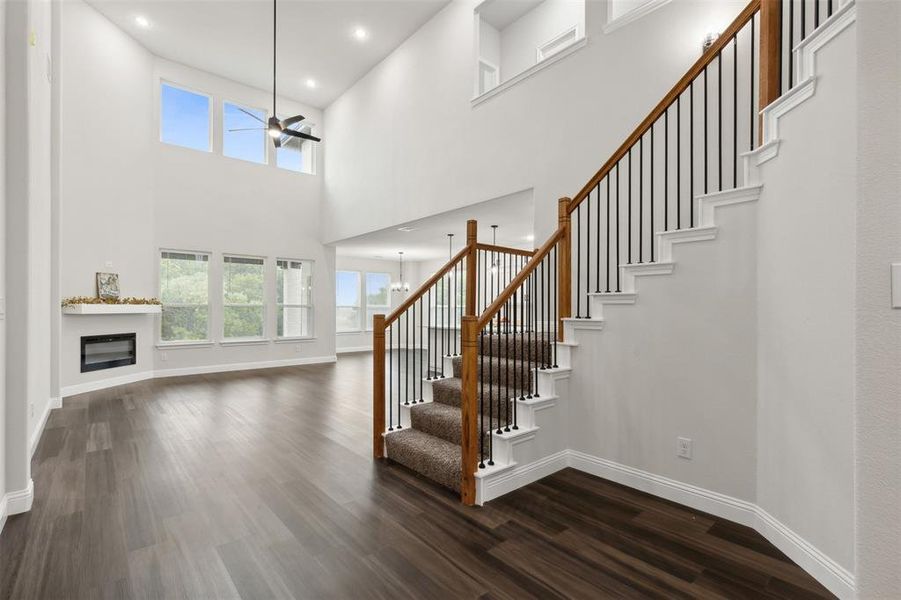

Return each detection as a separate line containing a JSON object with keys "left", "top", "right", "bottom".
{"left": 397, "top": 226, "right": 416, "bottom": 232}
{"left": 352, "top": 26, "right": 368, "bottom": 41}
{"left": 305, "top": 78, "right": 317, "bottom": 89}
{"left": 525, "top": 234, "right": 535, "bottom": 241}
{"left": 135, "top": 15, "right": 151, "bottom": 29}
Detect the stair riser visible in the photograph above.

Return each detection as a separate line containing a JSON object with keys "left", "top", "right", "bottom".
{"left": 451, "top": 358, "right": 535, "bottom": 389}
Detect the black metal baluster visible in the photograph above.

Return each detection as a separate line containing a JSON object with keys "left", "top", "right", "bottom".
{"left": 526, "top": 271, "right": 533, "bottom": 399}
{"left": 412, "top": 303, "right": 417, "bottom": 402}
{"left": 815, "top": 0, "right": 820, "bottom": 29}
{"left": 606, "top": 177, "right": 611, "bottom": 292}
{"left": 503, "top": 296, "right": 510, "bottom": 433}
{"left": 616, "top": 163, "right": 622, "bottom": 291}
{"left": 628, "top": 150, "right": 633, "bottom": 264}
{"left": 733, "top": 35, "right": 738, "bottom": 188}
{"left": 397, "top": 319, "right": 402, "bottom": 428}
{"left": 418, "top": 298, "right": 424, "bottom": 401}
{"left": 595, "top": 183, "right": 601, "bottom": 292}
{"left": 532, "top": 271, "right": 540, "bottom": 398}
{"left": 678, "top": 95, "right": 682, "bottom": 229}
{"left": 576, "top": 204, "right": 581, "bottom": 318}
{"left": 479, "top": 330, "right": 485, "bottom": 468}
{"left": 388, "top": 323, "right": 393, "bottom": 430}
{"left": 828, "top": 0, "right": 833, "bottom": 18}
{"left": 665, "top": 108, "right": 669, "bottom": 232}
{"left": 488, "top": 318, "right": 494, "bottom": 465}
{"left": 691, "top": 80, "right": 696, "bottom": 226}
{"left": 639, "top": 135, "right": 644, "bottom": 263}
{"left": 651, "top": 123, "right": 655, "bottom": 261}
{"left": 751, "top": 15, "right": 756, "bottom": 151}
{"left": 789, "top": 0, "right": 795, "bottom": 89}
{"left": 704, "top": 66, "right": 709, "bottom": 197}
{"left": 718, "top": 53, "right": 723, "bottom": 192}
{"left": 404, "top": 311, "right": 409, "bottom": 406}
{"left": 801, "top": 0, "right": 806, "bottom": 41}
{"left": 512, "top": 286, "right": 519, "bottom": 430}
{"left": 551, "top": 243, "right": 556, "bottom": 369}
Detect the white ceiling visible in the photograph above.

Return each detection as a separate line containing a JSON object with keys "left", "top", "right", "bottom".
{"left": 476, "top": 0, "right": 543, "bottom": 31}
{"left": 87, "top": 0, "right": 450, "bottom": 108}
{"left": 335, "top": 190, "right": 536, "bottom": 262}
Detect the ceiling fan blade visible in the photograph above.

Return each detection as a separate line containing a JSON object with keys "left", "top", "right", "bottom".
{"left": 280, "top": 114, "right": 306, "bottom": 128}
{"left": 228, "top": 128, "right": 265, "bottom": 132}
{"left": 282, "top": 128, "right": 321, "bottom": 143}
{"left": 235, "top": 106, "right": 266, "bottom": 124}
{"left": 273, "top": 135, "right": 282, "bottom": 148}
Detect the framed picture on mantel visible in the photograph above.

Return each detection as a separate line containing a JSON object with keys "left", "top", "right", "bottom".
{"left": 96, "top": 272, "right": 120, "bottom": 300}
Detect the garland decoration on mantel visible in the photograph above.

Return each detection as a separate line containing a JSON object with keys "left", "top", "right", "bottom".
{"left": 62, "top": 296, "right": 162, "bottom": 307}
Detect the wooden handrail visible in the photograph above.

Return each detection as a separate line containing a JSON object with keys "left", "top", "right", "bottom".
{"left": 384, "top": 245, "right": 471, "bottom": 326}
{"left": 477, "top": 228, "right": 565, "bottom": 330}
{"left": 568, "top": 0, "right": 762, "bottom": 212}
{"left": 474, "top": 243, "right": 536, "bottom": 258}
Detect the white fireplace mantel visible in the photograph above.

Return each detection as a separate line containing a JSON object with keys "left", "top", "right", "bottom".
{"left": 62, "top": 304, "right": 161, "bottom": 315}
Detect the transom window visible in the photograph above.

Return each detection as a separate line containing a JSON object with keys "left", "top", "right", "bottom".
{"left": 223, "top": 102, "right": 267, "bottom": 164}
{"left": 160, "top": 83, "right": 211, "bottom": 152}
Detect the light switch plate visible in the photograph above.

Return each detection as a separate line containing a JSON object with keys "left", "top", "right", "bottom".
{"left": 893, "top": 264, "right": 901, "bottom": 309}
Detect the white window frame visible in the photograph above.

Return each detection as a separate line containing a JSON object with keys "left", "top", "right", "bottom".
{"left": 336, "top": 270, "right": 362, "bottom": 333}
{"left": 364, "top": 272, "right": 392, "bottom": 332}
{"left": 159, "top": 80, "right": 212, "bottom": 152}
{"left": 275, "top": 115, "right": 318, "bottom": 175}
{"left": 222, "top": 99, "right": 268, "bottom": 165}
{"left": 222, "top": 254, "right": 267, "bottom": 341}
{"left": 158, "top": 249, "right": 212, "bottom": 345}
{"left": 276, "top": 258, "right": 315, "bottom": 340}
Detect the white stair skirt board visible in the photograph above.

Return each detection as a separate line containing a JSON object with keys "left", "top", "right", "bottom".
{"left": 31, "top": 396, "right": 63, "bottom": 458}
{"left": 744, "top": 0, "right": 857, "bottom": 169}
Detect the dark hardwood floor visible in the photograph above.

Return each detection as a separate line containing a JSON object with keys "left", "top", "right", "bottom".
{"left": 0, "top": 352, "right": 834, "bottom": 599}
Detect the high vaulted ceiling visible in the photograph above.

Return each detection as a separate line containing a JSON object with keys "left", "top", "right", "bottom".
{"left": 87, "top": 0, "right": 450, "bottom": 108}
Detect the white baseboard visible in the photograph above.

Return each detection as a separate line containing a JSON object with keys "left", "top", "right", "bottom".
{"left": 30, "top": 396, "right": 63, "bottom": 458}
{"left": 153, "top": 355, "right": 337, "bottom": 378}
{"left": 61, "top": 355, "right": 338, "bottom": 398}
{"left": 61, "top": 370, "right": 155, "bottom": 398}
{"left": 567, "top": 451, "right": 854, "bottom": 599}
{"left": 337, "top": 346, "right": 372, "bottom": 354}
{"left": 0, "top": 479, "right": 35, "bottom": 536}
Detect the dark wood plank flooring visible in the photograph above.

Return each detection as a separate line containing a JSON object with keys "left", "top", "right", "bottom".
{"left": 0, "top": 353, "right": 834, "bottom": 599}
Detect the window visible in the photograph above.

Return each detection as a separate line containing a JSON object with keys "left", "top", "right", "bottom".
{"left": 536, "top": 26, "right": 579, "bottom": 62}
{"left": 365, "top": 273, "right": 391, "bottom": 331}
{"left": 276, "top": 119, "right": 316, "bottom": 174}
{"left": 160, "top": 251, "right": 210, "bottom": 342}
{"left": 223, "top": 102, "right": 266, "bottom": 164}
{"left": 160, "top": 83, "right": 210, "bottom": 151}
{"left": 223, "top": 255, "right": 265, "bottom": 339}
{"left": 277, "top": 259, "right": 314, "bottom": 338}
{"left": 336, "top": 271, "right": 362, "bottom": 332}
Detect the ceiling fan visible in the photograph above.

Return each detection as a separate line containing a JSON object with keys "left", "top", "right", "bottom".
{"left": 228, "top": 0, "right": 321, "bottom": 148}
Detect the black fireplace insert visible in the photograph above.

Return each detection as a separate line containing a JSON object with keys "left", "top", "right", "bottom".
{"left": 80, "top": 333, "right": 137, "bottom": 373}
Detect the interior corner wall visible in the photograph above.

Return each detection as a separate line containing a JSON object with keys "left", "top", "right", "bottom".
{"left": 854, "top": 0, "right": 901, "bottom": 595}
{"left": 754, "top": 25, "right": 857, "bottom": 574}
{"left": 498, "top": 0, "right": 583, "bottom": 81}
{"left": 322, "top": 0, "right": 745, "bottom": 245}
{"left": 0, "top": 0, "right": 8, "bottom": 508}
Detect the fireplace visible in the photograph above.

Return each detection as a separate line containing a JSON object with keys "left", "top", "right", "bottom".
{"left": 80, "top": 333, "right": 137, "bottom": 373}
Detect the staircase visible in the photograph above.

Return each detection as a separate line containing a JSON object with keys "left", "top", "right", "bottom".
{"left": 373, "top": 0, "right": 852, "bottom": 506}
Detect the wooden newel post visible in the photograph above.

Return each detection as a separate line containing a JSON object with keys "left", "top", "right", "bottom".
{"left": 558, "top": 197, "right": 572, "bottom": 342}
{"left": 460, "top": 316, "right": 479, "bottom": 505}
{"left": 373, "top": 314, "right": 386, "bottom": 458}
{"left": 465, "top": 219, "right": 477, "bottom": 317}
{"left": 759, "top": 0, "right": 782, "bottom": 138}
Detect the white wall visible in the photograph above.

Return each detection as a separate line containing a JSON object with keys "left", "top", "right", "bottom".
{"left": 498, "top": 0, "right": 583, "bottom": 81}
{"left": 0, "top": 0, "right": 7, "bottom": 514}
{"left": 57, "top": 0, "right": 335, "bottom": 394}
{"left": 755, "top": 25, "right": 857, "bottom": 575}
{"left": 568, "top": 202, "right": 759, "bottom": 501}
{"left": 323, "top": 0, "right": 744, "bottom": 245}
{"left": 854, "top": 0, "right": 901, "bottom": 595}
{"left": 58, "top": 0, "right": 156, "bottom": 391}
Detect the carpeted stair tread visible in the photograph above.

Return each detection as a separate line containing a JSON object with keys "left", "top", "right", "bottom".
{"left": 431, "top": 377, "right": 522, "bottom": 411}
{"left": 451, "top": 355, "right": 536, "bottom": 389}
{"left": 479, "top": 334, "right": 554, "bottom": 362}
{"left": 384, "top": 428, "right": 461, "bottom": 492}
{"left": 410, "top": 402, "right": 501, "bottom": 446}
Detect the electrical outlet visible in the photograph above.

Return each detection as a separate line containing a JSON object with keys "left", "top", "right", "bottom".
{"left": 677, "top": 437, "right": 693, "bottom": 460}
{"left": 160, "top": 351, "right": 168, "bottom": 362}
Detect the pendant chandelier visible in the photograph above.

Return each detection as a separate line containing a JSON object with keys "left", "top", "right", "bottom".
{"left": 490, "top": 225, "right": 499, "bottom": 274}
{"left": 391, "top": 251, "right": 410, "bottom": 293}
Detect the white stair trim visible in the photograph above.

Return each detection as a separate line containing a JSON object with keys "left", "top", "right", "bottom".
{"left": 656, "top": 226, "right": 718, "bottom": 262}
